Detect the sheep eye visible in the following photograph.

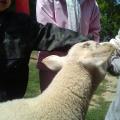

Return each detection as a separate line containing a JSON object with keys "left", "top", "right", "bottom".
{"left": 83, "top": 43, "right": 90, "bottom": 48}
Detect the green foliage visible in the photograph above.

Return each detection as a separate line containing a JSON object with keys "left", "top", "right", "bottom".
{"left": 25, "top": 62, "right": 40, "bottom": 98}
{"left": 98, "top": 0, "right": 120, "bottom": 41}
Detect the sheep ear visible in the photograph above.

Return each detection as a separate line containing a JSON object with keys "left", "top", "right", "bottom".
{"left": 42, "top": 55, "right": 66, "bottom": 71}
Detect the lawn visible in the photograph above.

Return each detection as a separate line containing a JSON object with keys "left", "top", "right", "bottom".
{"left": 25, "top": 51, "right": 40, "bottom": 98}
{"left": 24, "top": 61, "right": 40, "bottom": 98}
{"left": 25, "top": 52, "right": 117, "bottom": 120}
{"left": 86, "top": 74, "right": 117, "bottom": 120}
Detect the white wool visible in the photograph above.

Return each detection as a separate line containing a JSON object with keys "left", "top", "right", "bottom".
{"left": 0, "top": 41, "right": 115, "bottom": 120}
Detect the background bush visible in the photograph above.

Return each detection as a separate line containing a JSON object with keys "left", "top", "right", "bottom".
{"left": 98, "top": 0, "right": 120, "bottom": 41}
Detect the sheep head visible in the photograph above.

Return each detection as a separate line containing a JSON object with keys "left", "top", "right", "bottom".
{"left": 42, "top": 41, "right": 115, "bottom": 87}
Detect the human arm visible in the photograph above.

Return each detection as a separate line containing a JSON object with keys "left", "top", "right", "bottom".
{"left": 34, "top": 23, "right": 88, "bottom": 51}
{"left": 89, "top": 1, "right": 101, "bottom": 42}
{"left": 36, "top": 0, "right": 56, "bottom": 25}
{"left": 108, "top": 51, "right": 120, "bottom": 75}
{"left": 108, "top": 30, "right": 120, "bottom": 75}
{"left": 1, "top": 12, "right": 89, "bottom": 59}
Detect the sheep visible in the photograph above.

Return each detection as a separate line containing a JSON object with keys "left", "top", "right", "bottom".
{"left": 0, "top": 41, "right": 115, "bottom": 120}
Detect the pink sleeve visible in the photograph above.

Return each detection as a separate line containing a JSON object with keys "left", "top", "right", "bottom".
{"left": 36, "top": 0, "right": 56, "bottom": 25}
{"left": 89, "top": 1, "right": 101, "bottom": 42}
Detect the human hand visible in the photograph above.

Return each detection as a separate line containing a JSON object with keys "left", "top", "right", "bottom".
{"left": 110, "top": 29, "right": 120, "bottom": 50}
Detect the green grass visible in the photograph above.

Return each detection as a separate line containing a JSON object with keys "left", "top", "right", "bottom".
{"left": 86, "top": 87, "right": 110, "bottom": 120}
{"left": 86, "top": 78, "right": 112, "bottom": 120}
{"left": 86, "top": 101, "right": 110, "bottom": 120}
{"left": 26, "top": 59, "right": 112, "bottom": 120}
{"left": 25, "top": 62, "right": 40, "bottom": 98}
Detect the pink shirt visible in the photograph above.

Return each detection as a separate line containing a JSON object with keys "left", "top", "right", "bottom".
{"left": 36, "top": 0, "right": 101, "bottom": 42}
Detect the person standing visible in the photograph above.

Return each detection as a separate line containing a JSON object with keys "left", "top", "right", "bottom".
{"left": 0, "top": 0, "right": 30, "bottom": 101}
{"left": 36, "top": 0, "right": 101, "bottom": 92}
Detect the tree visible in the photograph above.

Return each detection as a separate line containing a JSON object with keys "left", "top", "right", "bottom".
{"left": 98, "top": 0, "right": 120, "bottom": 41}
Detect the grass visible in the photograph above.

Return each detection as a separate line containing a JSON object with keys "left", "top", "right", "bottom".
{"left": 86, "top": 101, "right": 110, "bottom": 120}
{"left": 25, "top": 61, "right": 40, "bottom": 98}
{"left": 86, "top": 75, "right": 117, "bottom": 120}
{"left": 25, "top": 52, "right": 117, "bottom": 120}
{"left": 86, "top": 81, "right": 111, "bottom": 120}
